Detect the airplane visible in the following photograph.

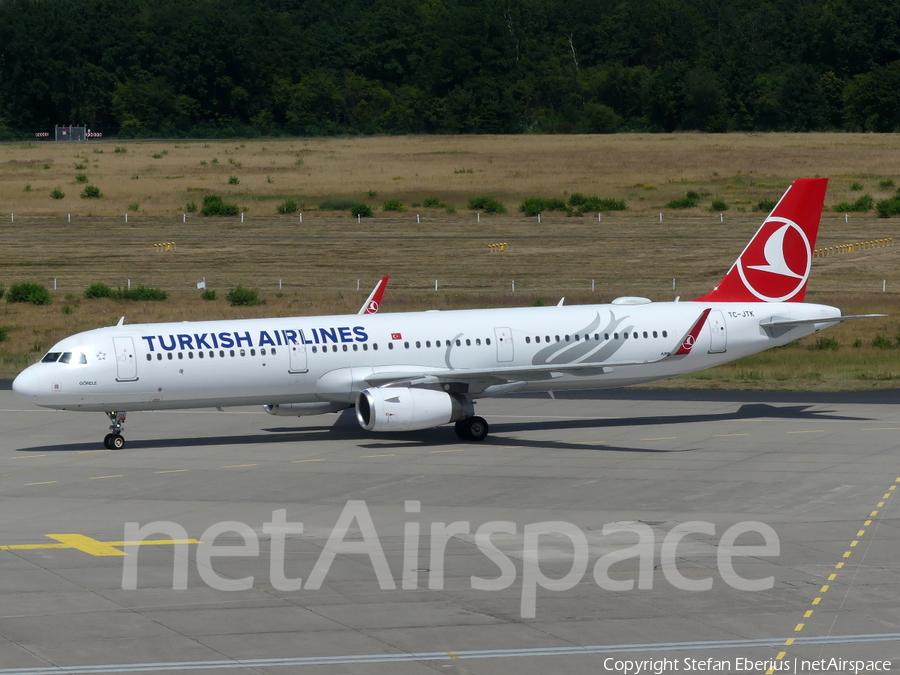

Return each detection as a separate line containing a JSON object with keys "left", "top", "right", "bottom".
{"left": 12, "top": 178, "right": 882, "bottom": 449}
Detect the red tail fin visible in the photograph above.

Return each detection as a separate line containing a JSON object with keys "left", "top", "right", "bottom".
{"left": 695, "top": 178, "right": 827, "bottom": 303}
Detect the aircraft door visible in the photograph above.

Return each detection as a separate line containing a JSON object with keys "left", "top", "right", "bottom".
{"left": 494, "top": 327, "right": 514, "bottom": 362}
{"left": 113, "top": 337, "right": 138, "bottom": 381}
{"left": 288, "top": 342, "right": 308, "bottom": 373}
{"left": 708, "top": 311, "right": 727, "bottom": 353}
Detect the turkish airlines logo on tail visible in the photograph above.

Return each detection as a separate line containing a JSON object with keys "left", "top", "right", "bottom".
{"left": 736, "top": 217, "right": 811, "bottom": 302}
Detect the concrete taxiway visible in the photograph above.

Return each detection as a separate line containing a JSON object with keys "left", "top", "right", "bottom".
{"left": 0, "top": 386, "right": 898, "bottom": 674}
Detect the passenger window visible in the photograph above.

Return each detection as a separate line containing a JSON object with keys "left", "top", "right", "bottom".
{"left": 312, "top": 346, "right": 317, "bottom": 353}
{"left": 342, "top": 345, "right": 348, "bottom": 352}
{"left": 404, "top": 342, "right": 410, "bottom": 349}
{"left": 614, "top": 333, "right": 619, "bottom": 339}
{"left": 209, "top": 351, "right": 214, "bottom": 358}
{"left": 555, "top": 335, "right": 560, "bottom": 342}
{"left": 332, "top": 345, "right": 338, "bottom": 352}
{"left": 426, "top": 341, "right": 431, "bottom": 348}
{"left": 643, "top": 332, "right": 648, "bottom": 338}
{"left": 653, "top": 331, "right": 658, "bottom": 338}
{"left": 373, "top": 343, "right": 378, "bottom": 350}
{"left": 360, "top": 344, "right": 365, "bottom": 351}
{"left": 240, "top": 349, "right": 246, "bottom": 356}
{"left": 271, "top": 348, "right": 276, "bottom": 355}
{"left": 486, "top": 338, "right": 491, "bottom": 345}
{"left": 663, "top": 331, "right": 668, "bottom": 337}
{"left": 604, "top": 333, "right": 609, "bottom": 340}
{"left": 188, "top": 352, "right": 194, "bottom": 359}
{"left": 466, "top": 339, "right": 471, "bottom": 346}
{"left": 59, "top": 352, "right": 72, "bottom": 364}
{"left": 623, "top": 333, "right": 628, "bottom": 339}
{"left": 156, "top": 353, "right": 162, "bottom": 361}
{"left": 545, "top": 335, "right": 550, "bottom": 342}
{"left": 565, "top": 335, "right": 570, "bottom": 342}
{"left": 251, "top": 349, "right": 256, "bottom": 356}
{"left": 534, "top": 336, "right": 540, "bottom": 343}
{"left": 475, "top": 338, "right": 481, "bottom": 346}
{"left": 41, "top": 352, "right": 62, "bottom": 363}
{"left": 167, "top": 353, "right": 173, "bottom": 360}
{"left": 633, "top": 332, "right": 638, "bottom": 339}
{"left": 230, "top": 350, "right": 235, "bottom": 357}
{"left": 79, "top": 353, "right": 87, "bottom": 364}
{"left": 388, "top": 343, "right": 393, "bottom": 350}
{"left": 178, "top": 352, "right": 184, "bottom": 359}
{"left": 456, "top": 339, "right": 461, "bottom": 346}
{"left": 525, "top": 336, "right": 531, "bottom": 344}
{"left": 220, "top": 350, "right": 225, "bottom": 357}
{"left": 416, "top": 341, "right": 421, "bottom": 348}
{"left": 574, "top": 334, "right": 580, "bottom": 341}
{"left": 146, "top": 354, "right": 152, "bottom": 361}
{"left": 198, "top": 351, "right": 204, "bottom": 359}
{"left": 260, "top": 348, "right": 266, "bottom": 356}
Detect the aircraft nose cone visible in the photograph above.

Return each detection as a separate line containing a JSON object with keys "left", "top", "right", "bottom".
{"left": 12, "top": 366, "right": 42, "bottom": 400}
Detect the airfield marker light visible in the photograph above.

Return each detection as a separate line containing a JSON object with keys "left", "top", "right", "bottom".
{"left": 53, "top": 278, "right": 57, "bottom": 291}
{"left": 512, "top": 280, "right": 515, "bottom": 292}
{"left": 299, "top": 213, "right": 302, "bottom": 223}
{"left": 416, "top": 214, "right": 420, "bottom": 223}
{"left": 127, "top": 279, "right": 131, "bottom": 291}
{"left": 673, "top": 278, "right": 676, "bottom": 291}
{"left": 435, "top": 280, "right": 439, "bottom": 292}
{"left": 241, "top": 213, "right": 244, "bottom": 223}
{"left": 68, "top": 213, "right": 71, "bottom": 222}
{"left": 477, "top": 213, "right": 480, "bottom": 223}
{"left": 10, "top": 214, "right": 13, "bottom": 223}
{"left": 125, "top": 213, "right": 128, "bottom": 223}
{"left": 659, "top": 212, "right": 663, "bottom": 222}
{"left": 720, "top": 213, "right": 724, "bottom": 222}
{"left": 537, "top": 213, "right": 541, "bottom": 224}
{"left": 279, "top": 279, "right": 282, "bottom": 290}
{"left": 598, "top": 213, "right": 601, "bottom": 222}
{"left": 358, "top": 213, "right": 361, "bottom": 223}
{"left": 591, "top": 280, "right": 595, "bottom": 292}
{"left": 183, "top": 214, "right": 186, "bottom": 223}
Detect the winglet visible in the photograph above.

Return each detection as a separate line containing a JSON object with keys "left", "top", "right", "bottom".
{"left": 359, "top": 276, "right": 389, "bottom": 315}
{"left": 673, "top": 308, "right": 711, "bottom": 355}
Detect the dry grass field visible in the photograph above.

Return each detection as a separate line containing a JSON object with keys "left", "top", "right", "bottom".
{"left": 1, "top": 133, "right": 899, "bottom": 386}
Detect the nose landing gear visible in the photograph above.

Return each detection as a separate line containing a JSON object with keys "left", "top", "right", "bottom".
{"left": 104, "top": 411, "right": 126, "bottom": 449}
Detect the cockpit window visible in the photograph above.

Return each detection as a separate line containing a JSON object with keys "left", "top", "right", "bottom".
{"left": 58, "top": 352, "right": 73, "bottom": 364}
{"left": 41, "top": 352, "right": 62, "bottom": 363}
{"left": 79, "top": 353, "right": 87, "bottom": 364}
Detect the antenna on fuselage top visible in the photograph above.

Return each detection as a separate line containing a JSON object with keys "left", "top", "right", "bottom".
{"left": 116, "top": 316, "right": 125, "bottom": 326}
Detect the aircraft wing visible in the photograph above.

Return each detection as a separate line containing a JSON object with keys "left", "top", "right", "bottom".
{"left": 365, "top": 309, "right": 712, "bottom": 389}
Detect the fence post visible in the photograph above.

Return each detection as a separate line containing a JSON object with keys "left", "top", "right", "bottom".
{"left": 591, "top": 279, "right": 595, "bottom": 292}
{"left": 511, "top": 280, "right": 515, "bottom": 292}
{"left": 659, "top": 213, "right": 663, "bottom": 222}
{"left": 477, "top": 213, "right": 481, "bottom": 223}
{"left": 299, "top": 213, "right": 302, "bottom": 223}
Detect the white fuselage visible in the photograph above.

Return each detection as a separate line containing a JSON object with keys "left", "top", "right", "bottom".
{"left": 13, "top": 300, "right": 841, "bottom": 413}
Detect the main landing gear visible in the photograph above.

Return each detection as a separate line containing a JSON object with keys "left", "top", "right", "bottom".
{"left": 454, "top": 416, "right": 489, "bottom": 442}
{"left": 104, "top": 411, "right": 127, "bottom": 449}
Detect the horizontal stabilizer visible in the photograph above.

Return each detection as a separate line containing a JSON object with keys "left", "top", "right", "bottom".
{"left": 759, "top": 314, "right": 885, "bottom": 328}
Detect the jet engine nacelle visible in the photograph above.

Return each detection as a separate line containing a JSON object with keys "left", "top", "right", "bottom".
{"left": 356, "top": 387, "right": 471, "bottom": 432}
{"left": 263, "top": 402, "right": 350, "bottom": 417}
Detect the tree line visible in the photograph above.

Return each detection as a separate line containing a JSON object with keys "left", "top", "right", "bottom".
{"left": 1, "top": 0, "right": 899, "bottom": 138}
